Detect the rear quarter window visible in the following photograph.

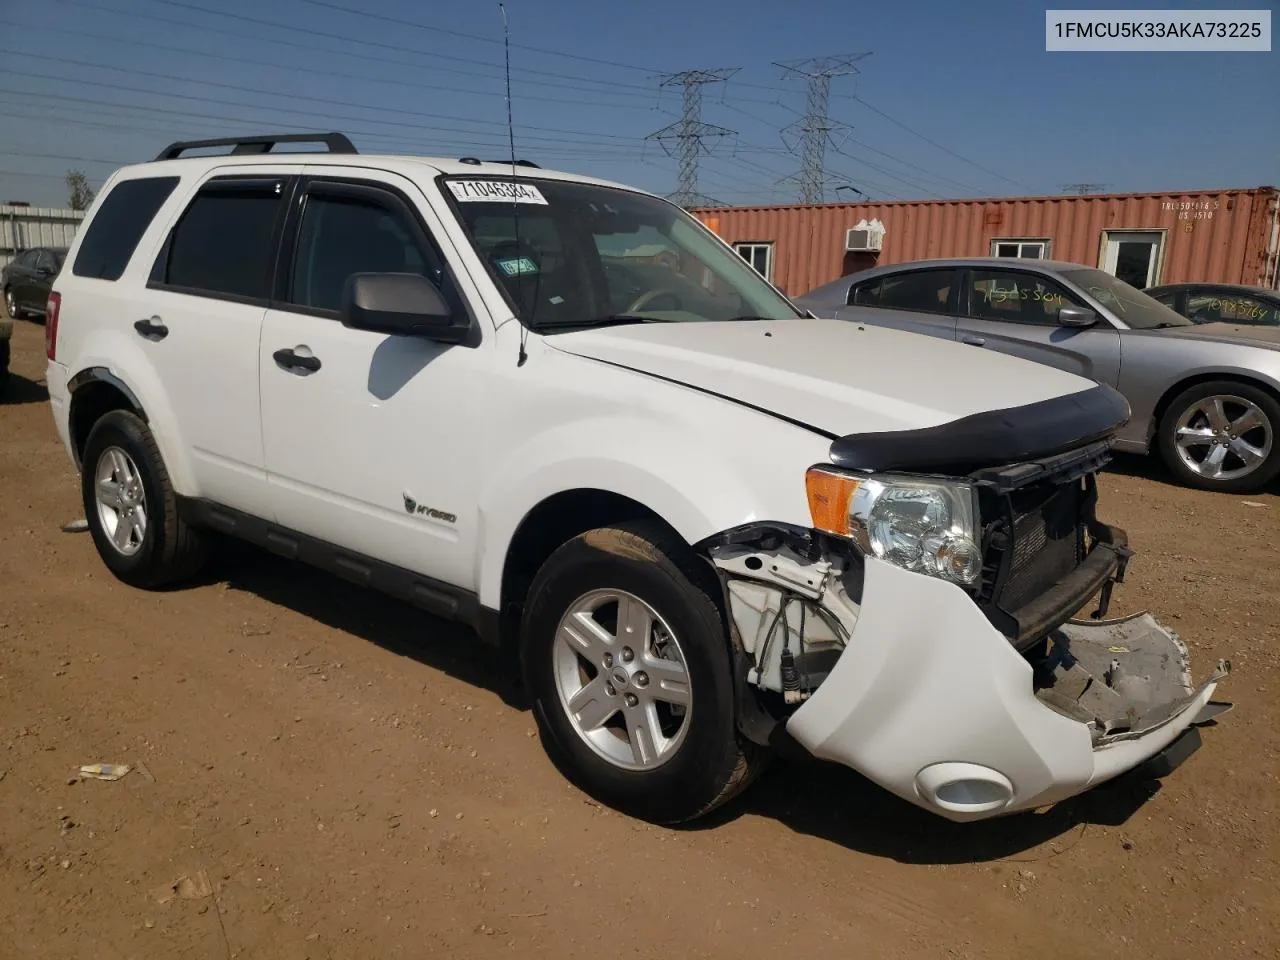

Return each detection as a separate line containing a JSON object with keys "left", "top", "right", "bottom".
{"left": 72, "top": 176, "right": 180, "bottom": 281}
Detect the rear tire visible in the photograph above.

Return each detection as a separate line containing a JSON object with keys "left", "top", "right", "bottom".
{"left": 1158, "top": 380, "right": 1280, "bottom": 493}
{"left": 521, "top": 520, "right": 765, "bottom": 824}
{"left": 81, "top": 410, "right": 208, "bottom": 588}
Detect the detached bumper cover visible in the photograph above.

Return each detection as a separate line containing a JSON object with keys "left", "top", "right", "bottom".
{"left": 785, "top": 558, "right": 1227, "bottom": 821}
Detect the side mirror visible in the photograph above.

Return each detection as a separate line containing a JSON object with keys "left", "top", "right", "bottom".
{"left": 1058, "top": 305, "right": 1099, "bottom": 328}
{"left": 340, "top": 273, "right": 468, "bottom": 344}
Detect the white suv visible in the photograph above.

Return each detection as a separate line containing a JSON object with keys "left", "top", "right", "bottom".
{"left": 46, "top": 133, "right": 1230, "bottom": 823}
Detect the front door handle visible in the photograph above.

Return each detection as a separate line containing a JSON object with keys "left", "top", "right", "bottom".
{"left": 134, "top": 316, "right": 168, "bottom": 341}
{"left": 273, "top": 346, "right": 322, "bottom": 374}
{"left": 961, "top": 335, "right": 986, "bottom": 346}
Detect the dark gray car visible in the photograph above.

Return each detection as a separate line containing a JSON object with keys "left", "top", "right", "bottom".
{"left": 1146, "top": 282, "right": 1280, "bottom": 326}
{"left": 796, "top": 257, "right": 1280, "bottom": 493}
{"left": 2, "top": 247, "right": 66, "bottom": 320}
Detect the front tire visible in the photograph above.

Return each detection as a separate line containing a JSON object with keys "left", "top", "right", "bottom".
{"left": 1158, "top": 380, "right": 1280, "bottom": 493}
{"left": 81, "top": 410, "right": 208, "bottom": 588}
{"left": 521, "top": 521, "right": 764, "bottom": 824}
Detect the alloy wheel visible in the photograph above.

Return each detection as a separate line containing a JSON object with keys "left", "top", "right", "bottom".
{"left": 1174, "top": 394, "right": 1273, "bottom": 482}
{"left": 552, "top": 588, "right": 693, "bottom": 771}
{"left": 94, "top": 446, "right": 148, "bottom": 556}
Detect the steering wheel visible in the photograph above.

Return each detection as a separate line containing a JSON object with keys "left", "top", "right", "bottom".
{"left": 627, "top": 288, "right": 683, "bottom": 314}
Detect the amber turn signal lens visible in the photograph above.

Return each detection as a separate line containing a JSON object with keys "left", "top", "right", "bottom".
{"left": 805, "top": 467, "right": 860, "bottom": 536}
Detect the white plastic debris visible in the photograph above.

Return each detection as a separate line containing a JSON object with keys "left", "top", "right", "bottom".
{"left": 77, "top": 763, "right": 131, "bottom": 781}
{"left": 61, "top": 519, "right": 90, "bottom": 533}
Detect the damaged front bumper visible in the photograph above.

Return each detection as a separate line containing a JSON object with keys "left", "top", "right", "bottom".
{"left": 714, "top": 546, "right": 1230, "bottom": 822}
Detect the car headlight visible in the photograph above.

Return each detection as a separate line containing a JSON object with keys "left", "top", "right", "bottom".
{"left": 805, "top": 467, "right": 983, "bottom": 586}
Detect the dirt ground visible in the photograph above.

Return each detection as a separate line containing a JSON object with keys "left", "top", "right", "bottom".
{"left": 1, "top": 315, "right": 1277, "bottom": 960}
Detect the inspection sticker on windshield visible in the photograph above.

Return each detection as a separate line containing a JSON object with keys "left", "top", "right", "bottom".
{"left": 447, "top": 180, "right": 548, "bottom": 205}
{"left": 495, "top": 256, "right": 538, "bottom": 277}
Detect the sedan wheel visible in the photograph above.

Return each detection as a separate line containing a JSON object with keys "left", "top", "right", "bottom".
{"left": 4, "top": 288, "right": 18, "bottom": 320}
{"left": 1159, "top": 381, "right": 1280, "bottom": 492}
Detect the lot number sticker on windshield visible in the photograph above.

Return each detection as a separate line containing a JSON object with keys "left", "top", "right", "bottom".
{"left": 447, "top": 180, "right": 548, "bottom": 205}
{"left": 495, "top": 256, "right": 538, "bottom": 277}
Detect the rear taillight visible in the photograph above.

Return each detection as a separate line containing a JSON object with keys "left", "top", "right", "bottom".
{"left": 45, "top": 291, "right": 61, "bottom": 361}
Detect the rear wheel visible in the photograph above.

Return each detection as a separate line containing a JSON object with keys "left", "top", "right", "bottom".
{"left": 521, "top": 521, "right": 765, "bottom": 824}
{"left": 3, "top": 288, "right": 21, "bottom": 320}
{"left": 1158, "top": 380, "right": 1280, "bottom": 493}
{"left": 81, "top": 410, "right": 208, "bottom": 587}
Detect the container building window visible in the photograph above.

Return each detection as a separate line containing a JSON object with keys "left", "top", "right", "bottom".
{"left": 734, "top": 242, "right": 774, "bottom": 281}
{"left": 991, "top": 239, "right": 1051, "bottom": 259}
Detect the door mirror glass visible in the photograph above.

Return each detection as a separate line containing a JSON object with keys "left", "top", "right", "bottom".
{"left": 1057, "top": 305, "right": 1098, "bottom": 328}
{"left": 341, "top": 273, "right": 467, "bottom": 343}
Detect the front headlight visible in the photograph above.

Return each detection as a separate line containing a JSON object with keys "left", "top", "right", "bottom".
{"left": 805, "top": 467, "right": 983, "bottom": 586}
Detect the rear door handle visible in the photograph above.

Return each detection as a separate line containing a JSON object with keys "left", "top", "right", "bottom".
{"left": 961, "top": 335, "right": 986, "bottom": 346}
{"left": 273, "top": 347, "right": 322, "bottom": 374}
{"left": 134, "top": 316, "right": 168, "bottom": 341}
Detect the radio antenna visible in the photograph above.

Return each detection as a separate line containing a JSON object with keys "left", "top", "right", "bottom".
{"left": 499, "top": 3, "right": 529, "bottom": 367}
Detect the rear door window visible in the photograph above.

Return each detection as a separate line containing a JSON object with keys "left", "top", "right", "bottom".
{"left": 859, "top": 269, "right": 956, "bottom": 314}
{"left": 72, "top": 176, "right": 179, "bottom": 281}
{"left": 155, "top": 177, "right": 286, "bottom": 303}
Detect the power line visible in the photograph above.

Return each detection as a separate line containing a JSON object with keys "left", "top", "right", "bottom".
{"left": 144, "top": 0, "right": 664, "bottom": 94}
{"left": 645, "top": 69, "right": 739, "bottom": 208}
{"left": 0, "top": 56, "right": 649, "bottom": 146}
{"left": 8, "top": 20, "right": 668, "bottom": 115}
{"left": 289, "top": 0, "right": 658, "bottom": 74}
{"left": 775, "top": 54, "right": 871, "bottom": 203}
{"left": 850, "top": 94, "right": 1033, "bottom": 191}
{"left": 1063, "top": 182, "right": 1109, "bottom": 195}
{"left": 52, "top": 0, "right": 665, "bottom": 102}
{"left": 0, "top": 92, "right": 657, "bottom": 165}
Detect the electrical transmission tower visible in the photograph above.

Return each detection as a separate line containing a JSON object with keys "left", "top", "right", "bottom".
{"left": 775, "top": 54, "right": 871, "bottom": 204}
{"left": 1062, "top": 182, "right": 1109, "bottom": 195}
{"left": 646, "top": 68, "right": 738, "bottom": 208}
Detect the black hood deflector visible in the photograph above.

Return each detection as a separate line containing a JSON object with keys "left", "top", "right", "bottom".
{"left": 828, "top": 384, "right": 1130, "bottom": 474}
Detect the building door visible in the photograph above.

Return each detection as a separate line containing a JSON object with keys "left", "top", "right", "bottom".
{"left": 1102, "top": 231, "right": 1163, "bottom": 288}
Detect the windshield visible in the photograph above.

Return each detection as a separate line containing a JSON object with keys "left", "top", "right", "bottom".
{"left": 441, "top": 176, "right": 802, "bottom": 330}
{"left": 1060, "top": 267, "right": 1193, "bottom": 329}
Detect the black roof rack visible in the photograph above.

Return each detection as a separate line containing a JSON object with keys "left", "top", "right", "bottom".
{"left": 155, "top": 132, "right": 357, "bottom": 161}
{"left": 458, "top": 156, "right": 540, "bottom": 169}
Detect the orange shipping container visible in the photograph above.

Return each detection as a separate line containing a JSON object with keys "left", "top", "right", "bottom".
{"left": 692, "top": 186, "right": 1280, "bottom": 298}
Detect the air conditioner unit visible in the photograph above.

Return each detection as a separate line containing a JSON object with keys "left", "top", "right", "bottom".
{"left": 845, "top": 218, "right": 885, "bottom": 253}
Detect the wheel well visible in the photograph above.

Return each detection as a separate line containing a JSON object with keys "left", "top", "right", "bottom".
{"left": 497, "top": 489, "right": 683, "bottom": 651}
{"left": 1151, "top": 373, "right": 1280, "bottom": 441}
{"left": 69, "top": 380, "right": 142, "bottom": 468}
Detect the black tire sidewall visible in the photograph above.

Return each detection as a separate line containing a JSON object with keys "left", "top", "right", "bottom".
{"left": 522, "top": 528, "right": 742, "bottom": 824}
{"left": 1159, "top": 380, "right": 1280, "bottom": 493}
{"left": 81, "top": 411, "right": 174, "bottom": 586}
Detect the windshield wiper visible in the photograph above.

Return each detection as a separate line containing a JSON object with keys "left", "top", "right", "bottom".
{"left": 724, "top": 315, "right": 776, "bottom": 322}
{"left": 538, "top": 314, "right": 677, "bottom": 332}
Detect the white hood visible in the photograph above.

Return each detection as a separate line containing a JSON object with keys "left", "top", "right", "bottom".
{"left": 545, "top": 318, "right": 1097, "bottom": 436}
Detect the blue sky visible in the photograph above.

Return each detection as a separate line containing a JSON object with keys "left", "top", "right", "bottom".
{"left": 1, "top": 0, "right": 1276, "bottom": 207}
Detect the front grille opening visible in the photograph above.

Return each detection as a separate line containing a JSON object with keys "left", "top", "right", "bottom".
{"left": 978, "top": 475, "right": 1094, "bottom": 628}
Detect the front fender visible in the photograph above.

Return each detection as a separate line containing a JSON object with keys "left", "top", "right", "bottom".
{"left": 474, "top": 413, "right": 826, "bottom": 610}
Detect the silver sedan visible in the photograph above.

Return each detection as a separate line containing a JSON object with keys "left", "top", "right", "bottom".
{"left": 795, "top": 257, "right": 1280, "bottom": 493}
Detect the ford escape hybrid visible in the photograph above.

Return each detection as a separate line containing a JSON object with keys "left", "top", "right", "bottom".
{"left": 45, "top": 133, "right": 1231, "bottom": 823}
